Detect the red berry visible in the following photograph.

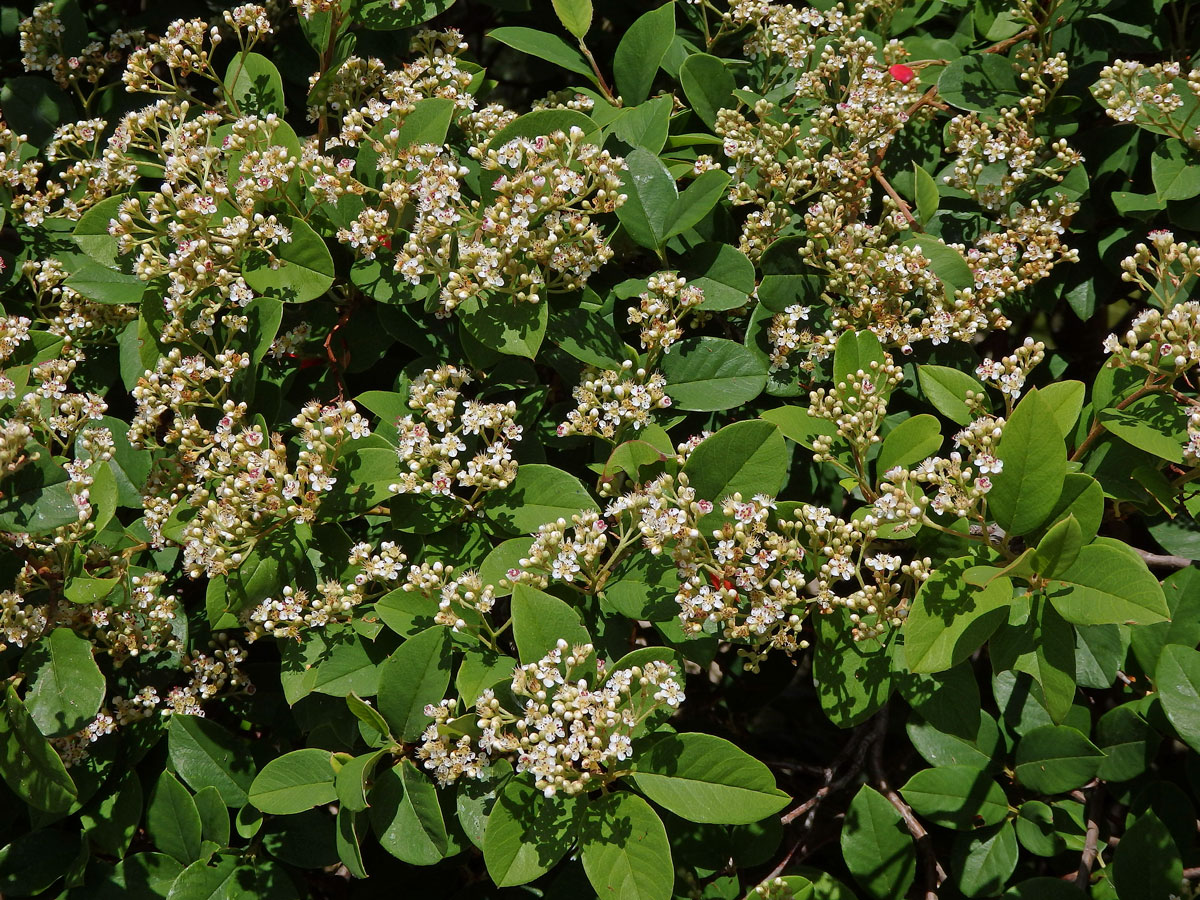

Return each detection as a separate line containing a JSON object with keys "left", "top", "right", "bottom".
{"left": 889, "top": 63, "right": 915, "bottom": 84}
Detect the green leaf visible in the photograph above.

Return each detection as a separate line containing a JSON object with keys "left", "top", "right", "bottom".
{"left": 0, "top": 76, "right": 75, "bottom": 146}
{"left": 613, "top": 3, "right": 675, "bottom": 105}
{"left": 904, "top": 564, "right": 1012, "bottom": 674}
{"left": 938, "top": 54, "right": 1024, "bottom": 113}
{"left": 168, "top": 715, "right": 257, "bottom": 809}
{"left": 24, "top": 627, "right": 105, "bottom": 737}
{"left": 1098, "top": 393, "right": 1189, "bottom": 463}
{"left": 336, "top": 808, "right": 368, "bottom": 879}
{"left": 832, "top": 329, "right": 887, "bottom": 386}
{"left": 194, "top": 787, "right": 230, "bottom": 847}
{"left": 0, "top": 827, "right": 81, "bottom": 897}
{"left": 510, "top": 583, "right": 591, "bottom": 665}
{"left": 665, "top": 169, "right": 731, "bottom": 240}
{"left": 487, "top": 27, "right": 595, "bottom": 81}
{"left": 377, "top": 627, "right": 453, "bottom": 741}
{"left": 358, "top": 0, "right": 456, "bottom": 29}
{"left": 1151, "top": 138, "right": 1200, "bottom": 202}
{"left": 484, "top": 779, "right": 580, "bottom": 886}
{"left": 482, "top": 464, "right": 599, "bottom": 534}
{"left": 1038, "top": 381, "right": 1085, "bottom": 438}
{"left": 80, "top": 770, "right": 142, "bottom": 858}
{"left": 913, "top": 163, "right": 939, "bottom": 225}
{"left": 841, "top": 785, "right": 916, "bottom": 900}
{"left": 242, "top": 215, "right": 334, "bottom": 303}
{"left": 548, "top": 307, "right": 627, "bottom": 368}
{"left": 813, "top": 610, "right": 893, "bottom": 728}
{"left": 552, "top": 0, "right": 592, "bottom": 39}
{"left": 679, "top": 54, "right": 736, "bottom": 131}
{"left": 0, "top": 685, "right": 76, "bottom": 813}
{"left": 760, "top": 406, "right": 839, "bottom": 450}
{"left": 488, "top": 108, "right": 600, "bottom": 150}
{"left": 680, "top": 242, "right": 755, "bottom": 312}
{"left": 681, "top": 420, "right": 789, "bottom": 505}
{"left": 617, "top": 148, "right": 678, "bottom": 251}
{"left": 279, "top": 626, "right": 389, "bottom": 705}
{"left": 629, "top": 733, "right": 789, "bottom": 824}
{"left": 609, "top": 96, "right": 673, "bottom": 153}
{"left": 1047, "top": 541, "right": 1169, "bottom": 625}
{"left": 62, "top": 256, "right": 146, "bottom": 305}
{"left": 224, "top": 52, "right": 285, "bottom": 116}
{"left": 1096, "top": 705, "right": 1157, "bottom": 782}
{"left": 951, "top": 821, "right": 1018, "bottom": 898}
{"left": 878, "top": 414, "right": 943, "bottom": 475}
{"left": 1030, "top": 515, "right": 1082, "bottom": 578}
{"left": 1111, "top": 813, "right": 1182, "bottom": 900}
{"left": 458, "top": 294, "right": 548, "bottom": 358}
{"left": 394, "top": 97, "right": 456, "bottom": 149}
{"left": 1156, "top": 644, "right": 1200, "bottom": 754}
{"left": 918, "top": 365, "right": 987, "bottom": 426}
{"left": 900, "top": 766, "right": 1009, "bottom": 830}
{"left": 661, "top": 337, "right": 767, "bottom": 411}
{"left": 248, "top": 749, "right": 337, "bottom": 815}
{"left": 989, "top": 388, "right": 1066, "bottom": 536}
{"left": 370, "top": 760, "right": 449, "bottom": 865}
{"left": 146, "top": 773, "right": 203, "bottom": 864}
{"left": 580, "top": 792, "right": 672, "bottom": 900}
{"left": 1013, "top": 725, "right": 1103, "bottom": 794}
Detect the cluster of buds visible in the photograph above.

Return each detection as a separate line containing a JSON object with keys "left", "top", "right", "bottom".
{"left": 607, "top": 472, "right": 924, "bottom": 654}
{"left": 381, "top": 127, "right": 625, "bottom": 313}
{"left": 401, "top": 562, "right": 497, "bottom": 632}
{"left": 809, "top": 356, "right": 905, "bottom": 471}
{"left": 19, "top": 3, "right": 142, "bottom": 93}
{"left": 508, "top": 511, "right": 610, "bottom": 589}
{"left": 1104, "top": 233, "right": 1200, "bottom": 375}
{"left": 1185, "top": 411, "right": 1200, "bottom": 466}
{"left": 162, "top": 641, "right": 252, "bottom": 716}
{"left": 62, "top": 571, "right": 181, "bottom": 664}
{"left": 20, "top": 259, "right": 138, "bottom": 342}
{"left": 157, "top": 398, "right": 367, "bottom": 578}
{"left": 418, "top": 642, "right": 685, "bottom": 797}
{"left": 51, "top": 687, "right": 160, "bottom": 768}
{"left": 767, "top": 304, "right": 813, "bottom": 371}
{"left": 975, "top": 337, "right": 1046, "bottom": 404}
{"left": 318, "top": 30, "right": 478, "bottom": 148}
{"left": 628, "top": 272, "right": 705, "bottom": 356}
{"left": 557, "top": 361, "right": 672, "bottom": 441}
{"left": 387, "top": 365, "right": 522, "bottom": 502}
{"left": 245, "top": 540, "right": 406, "bottom": 640}
{"left": 1092, "top": 60, "right": 1200, "bottom": 151}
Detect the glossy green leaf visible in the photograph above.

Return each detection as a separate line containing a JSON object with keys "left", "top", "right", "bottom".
{"left": 1013, "top": 725, "right": 1103, "bottom": 794}
{"left": 168, "top": 715, "right": 257, "bottom": 809}
{"left": 580, "top": 792, "right": 672, "bottom": 900}
{"left": 841, "top": 785, "right": 916, "bottom": 900}
{"left": 377, "top": 627, "right": 453, "bottom": 741}
{"left": 900, "top": 766, "right": 1009, "bottom": 830}
{"left": 146, "top": 773, "right": 203, "bottom": 864}
{"left": 248, "top": 749, "right": 337, "bottom": 815}
{"left": 24, "top": 627, "right": 105, "bottom": 737}
{"left": 661, "top": 337, "right": 767, "bottom": 411}
{"left": 989, "top": 388, "right": 1066, "bottom": 536}
{"left": 629, "top": 733, "right": 789, "bottom": 824}
{"left": 613, "top": 3, "right": 675, "bottom": 105}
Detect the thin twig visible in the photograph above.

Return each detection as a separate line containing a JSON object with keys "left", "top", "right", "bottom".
{"left": 870, "top": 707, "right": 945, "bottom": 900}
{"left": 1075, "top": 785, "right": 1105, "bottom": 888}
{"left": 1134, "top": 549, "right": 1194, "bottom": 570}
{"left": 873, "top": 167, "right": 922, "bottom": 231}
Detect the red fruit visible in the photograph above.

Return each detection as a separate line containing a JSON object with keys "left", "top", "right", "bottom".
{"left": 889, "top": 63, "right": 916, "bottom": 84}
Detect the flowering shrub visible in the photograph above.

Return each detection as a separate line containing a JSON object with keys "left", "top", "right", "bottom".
{"left": 2, "top": 0, "right": 1200, "bottom": 897}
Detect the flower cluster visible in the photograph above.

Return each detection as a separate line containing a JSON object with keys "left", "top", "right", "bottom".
{"left": 508, "top": 511, "right": 610, "bottom": 589}
{"left": 557, "top": 361, "right": 672, "bottom": 441}
{"left": 1104, "top": 232, "right": 1200, "bottom": 375}
{"left": 809, "top": 356, "right": 905, "bottom": 474}
{"left": 607, "top": 473, "right": 926, "bottom": 654}
{"left": 400, "top": 562, "right": 497, "bottom": 632}
{"left": 418, "top": 641, "right": 684, "bottom": 797}
{"left": 628, "top": 272, "right": 706, "bottom": 356}
{"left": 387, "top": 365, "right": 522, "bottom": 502}
{"left": 19, "top": 2, "right": 142, "bottom": 94}
{"left": 975, "top": 338, "right": 1046, "bottom": 404}
{"left": 245, "top": 541, "right": 407, "bottom": 641}
{"left": 1092, "top": 60, "right": 1200, "bottom": 151}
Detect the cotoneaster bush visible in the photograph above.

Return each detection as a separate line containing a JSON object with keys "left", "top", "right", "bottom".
{"left": 1, "top": 0, "right": 1200, "bottom": 897}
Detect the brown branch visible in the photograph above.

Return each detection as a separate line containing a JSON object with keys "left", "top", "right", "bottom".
{"left": 984, "top": 24, "right": 1038, "bottom": 54}
{"left": 873, "top": 167, "right": 922, "bottom": 231}
{"left": 1070, "top": 381, "right": 1163, "bottom": 462}
{"left": 1134, "top": 549, "right": 1194, "bottom": 570}
{"left": 1075, "top": 785, "right": 1105, "bottom": 888}
{"left": 870, "top": 707, "right": 945, "bottom": 900}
